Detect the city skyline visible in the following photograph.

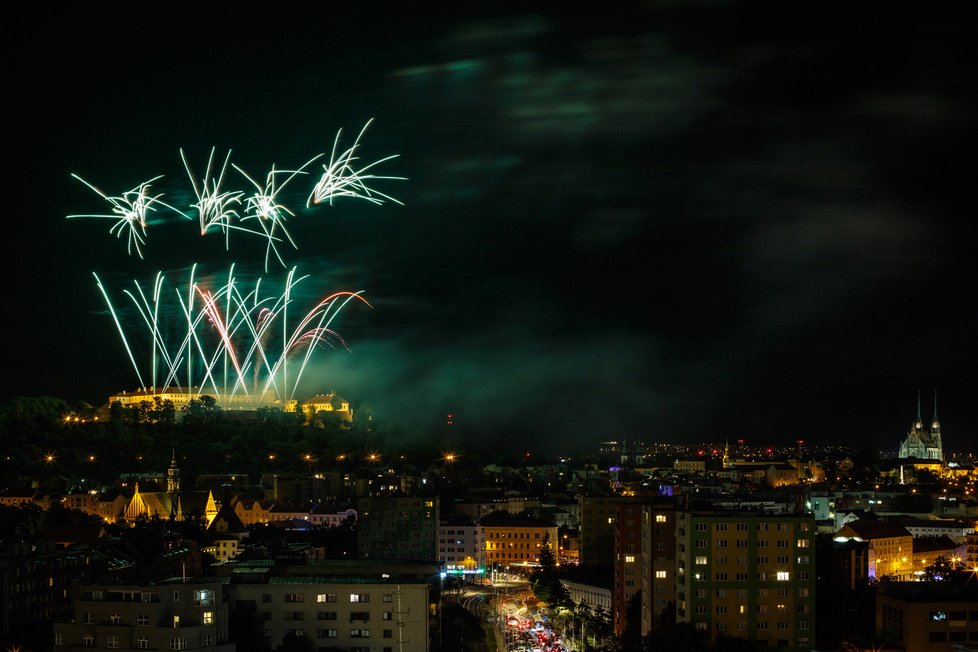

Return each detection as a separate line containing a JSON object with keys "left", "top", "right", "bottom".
{"left": 3, "top": 4, "right": 976, "bottom": 453}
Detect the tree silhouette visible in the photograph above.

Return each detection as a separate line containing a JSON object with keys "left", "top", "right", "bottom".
{"left": 530, "top": 533, "right": 571, "bottom": 609}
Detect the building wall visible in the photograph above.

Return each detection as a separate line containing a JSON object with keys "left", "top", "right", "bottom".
{"left": 641, "top": 504, "right": 677, "bottom": 637}
{"left": 614, "top": 501, "right": 643, "bottom": 636}
{"left": 53, "top": 581, "right": 232, "bottom": 651}
{"left": 868, "top": 535, "right": 915, "bottom": 581}
{"left": 225, "top": 579, "right": 429, "bottom": 652}
{"left": 438, "top": 523, "right": 485, "bottom": 572}
{"left": 2, "top": 544, "right": 104, "bottom": 641}
{"left": 677, "top": 511, "right": 816, "bottom": 651}
{"left": 877, "top": 591, "right": 978, "bottom": 652}
{"left": 579, "top": 496, "right": 620, "bottom": 566}
{"left": 562, "top": 580, "right": 612, "bottom": 612}
{"left": 357, "top": 496, "right": 439, "bottom": 561}
{"left": 483, "top": 524, "right": 559, "bottom": 567}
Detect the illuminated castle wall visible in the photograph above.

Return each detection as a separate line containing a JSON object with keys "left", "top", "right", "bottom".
{"left": 107, "top": 387, "right": 352, "bottom": 420}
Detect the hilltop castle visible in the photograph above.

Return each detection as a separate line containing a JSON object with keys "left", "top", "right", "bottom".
{"left": 898, "top": 391, "right": 943, "bottom": 461}
{"left": 106, "top": 388, "right": 353, "bottom": 422}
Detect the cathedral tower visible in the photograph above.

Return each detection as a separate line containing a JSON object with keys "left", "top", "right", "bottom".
{"left": 899, "top": 391, "right": 943, "bottom": 461}
{"left": 930, "top": 390, "right": 943, "bottom": 461}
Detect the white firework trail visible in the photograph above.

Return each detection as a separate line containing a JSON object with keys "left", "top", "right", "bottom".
{"left": 307, "top": 119, "right": 405, "bottom": 208}
{"left": 68, "top": 175, "right": 183, "bottom": 258}
{"left": 234, "top": 155, "right": 322, "bottom": 271}
{"left": 97, "top": 267, "right": 369, "bottom": 407}
{"left": 180, "top": 147, "right": 255, "bottom": 248}
{"left": 70, "top": 120, "right": 403, "bottom": 262}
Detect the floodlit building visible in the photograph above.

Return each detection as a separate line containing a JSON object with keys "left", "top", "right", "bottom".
{"left": 107, "top": 387, "right": 280, "bottom": 412}
{"left": 301, "top": 392, "right": 354, "bottom": 422}
{"left": 481, "top": 512, "right": 558, "bottom": 568}
{"left": 899, "top": 391, "right": 944, "bottom": 461}
{"left": 835, "top": 521, "right": 914, "bottom": 581}
{"left": 123, "top": 454, "right": 218, "bottom": 526}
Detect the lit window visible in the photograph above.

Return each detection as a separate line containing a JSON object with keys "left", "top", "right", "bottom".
{"left": 656, "top": 514, "right": 667, "bottom": 523}
{"left": 696, "top": 556, "right": 708, "bottom": 565}
{"left": 625, "top": 555, "right": 636, "bottom": 563}
{"left": 776, "top": 571, "right": 790, "bottom": 581}
{"left": 655, "top": 570, "right": 667, "bottom": 578}
{"left": 203, "top": 611, "right": 214, "bottom": 625}
{"left": 194, "top": 590, "right": 215, "bottom": 606}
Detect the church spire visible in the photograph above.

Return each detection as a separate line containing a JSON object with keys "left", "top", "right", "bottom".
{"left": 933, "top": 390, "right": 939, "bottom": 424}
{"left": 914, "top": 390, "right": 923, "bottom": 428}
{"left": 167, "top": 449, "right": 180, "bottom": 493}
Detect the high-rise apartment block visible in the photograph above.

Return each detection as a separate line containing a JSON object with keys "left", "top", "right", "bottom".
{"left": 641, "top": 502, "right": 677, "bottom": 636}
{"left": 677, "top": 510, "right": 815, "bottom": 650}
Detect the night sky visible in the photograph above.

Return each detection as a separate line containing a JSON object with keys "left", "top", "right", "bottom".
{"left": 4, "top": 5, "right": 976, "bottom": 454}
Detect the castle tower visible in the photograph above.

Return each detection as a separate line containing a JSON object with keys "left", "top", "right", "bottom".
{"left": 167, "top": 449, "right": 181, "bottom": 493}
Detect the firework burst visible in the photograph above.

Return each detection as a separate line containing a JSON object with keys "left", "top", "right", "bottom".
{"left": 69, "top": 121, "right": 404, "bottom": 267}
{"left": 307, "top": 118, "right": 405, "bottom": 208}
{"left": 73, "top": 121, "right": 400, "bottom": 406}
{"left": 67, "top": 174, "right": 183, "bottom": 259}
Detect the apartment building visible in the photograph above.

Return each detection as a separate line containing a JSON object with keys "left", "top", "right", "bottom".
{"left": 677, "top": 510, "right": 816, "bottom": 650}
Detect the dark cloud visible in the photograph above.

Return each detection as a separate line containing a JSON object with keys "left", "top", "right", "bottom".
{"left": 3, "top": 4, "right": 976, "bottom": 453}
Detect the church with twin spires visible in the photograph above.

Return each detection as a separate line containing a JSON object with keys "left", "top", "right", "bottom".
{"left": 898, "top": 391, "right": 943, "bottom": 461}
